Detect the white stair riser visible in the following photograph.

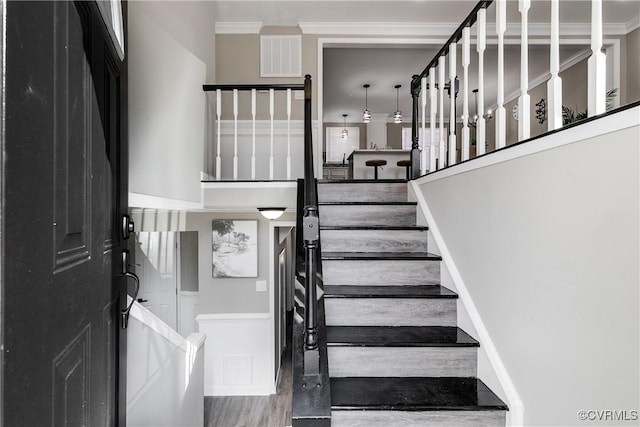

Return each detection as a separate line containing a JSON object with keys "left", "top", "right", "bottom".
{"left": 320, "top": 205, "right": 416, "bottom": 227}
{"left": 321, "top": 229, "right": 427, "bottom": 253}
{"left": 324, "top": 298, "right": 456, "bottom": 327}
{"left": 318, "top": 183, "right": 407, "bottom": 203}
{"left": 323, "top": 260, "right": 440, "bottom": 286}
{"left": 328, "top": 347, "right": 477, "bottom": 377}
{"left": 331, "top": 410, "right": 506, "bottom": 427}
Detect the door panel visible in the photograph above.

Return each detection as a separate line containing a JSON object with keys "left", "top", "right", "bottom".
{"left": 2, "top": 2, "right": 127, "bottom": 425}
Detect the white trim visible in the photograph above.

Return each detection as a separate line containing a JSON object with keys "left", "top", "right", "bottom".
{"left": 409, "top": 181, "right": 524, "bottom": 426}
{"left": 415, "top": 105, "right": 640, "bottom": 185}
{"left": 300, "top": 22, "right": 456, "bottom": 36}
{"left": 129, "top": 192, "right": 202, "bottom": 210}
{"left": 268, "top": 220, "right": 296, "bottom": 398}
{"left": 196, "top": 313, "right": 270, "bottom": 321}
{"left": 296, "top": 21, "right": 636, "bottom": 37}
{"left": 201, "top": 181, "right": 297, "bottom": 189}
{"left": 215, "top": 21, "right": 262, "bottom": 34}
{"left": 626, "top": 15, "right": 640, "bottom": 33}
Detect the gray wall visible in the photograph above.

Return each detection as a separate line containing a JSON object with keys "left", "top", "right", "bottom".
{"left": 180, "top": 231, "right": 199, "bottom": 292}
{"left": 186, "top": 211, "right": 296, "bottom": 314}
{"left": 128, "top": 1, "right": 215, "bottom": 203}
{"left": 417, "top": 116, "right": 639, "bottom": 426}
{"left": 626, "top": 27, "right": 640, "bottom": 104}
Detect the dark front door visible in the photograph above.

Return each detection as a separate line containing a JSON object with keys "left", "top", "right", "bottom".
{"left": 1, "top": 1, "right": 128, "bottom": 425}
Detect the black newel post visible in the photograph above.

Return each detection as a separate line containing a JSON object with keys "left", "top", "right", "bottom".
{"left": 410, "top": 74, "right": 422, "bottom": 180}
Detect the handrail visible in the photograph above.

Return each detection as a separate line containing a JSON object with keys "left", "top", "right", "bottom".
{"left": 301, "top": 74, "right": 319, "bottom": 370}
{"left": 409, "top": 0, "right": 493, "bottom": 179}
{"left": 203, "top": 83, "right": 304, "bottom": 91}
{"left": 292, "top": 75, "right": 331, "bottom": 426}
{"left": 409, "top": 0, "right": 620, "bottom": 179}
{"left": 201, "top": 81, "right": 306, "bottom": 180}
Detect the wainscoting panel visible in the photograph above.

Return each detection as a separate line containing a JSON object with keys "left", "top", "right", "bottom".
{"left": 197, "top": 313, "right": 273, "bottom": 396}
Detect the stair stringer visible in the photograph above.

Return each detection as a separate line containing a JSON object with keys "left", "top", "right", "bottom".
{"left": 409, "top": 180, "right": 525, "bottom": 427}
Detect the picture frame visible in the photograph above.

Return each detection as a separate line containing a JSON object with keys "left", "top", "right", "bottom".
{"left": 212, "top": 220, "right": 258, "bottom": 278}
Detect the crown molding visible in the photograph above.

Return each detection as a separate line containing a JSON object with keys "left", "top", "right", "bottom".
{"left": 216, "top": 20, "right": 635, "bottom": 37}
{"left": 299, "top": 22, "right": 456, "bottom": 36}
{"left": 626, "top": 15, "right": 640, "bottom": 33}
{"left": 215, "top": 22, "right": 263, "bottom": 34}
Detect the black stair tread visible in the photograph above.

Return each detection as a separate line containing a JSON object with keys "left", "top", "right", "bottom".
{"left": 326, "top": 326, "right": 479, "bottom": 347}
{"left": 330, "top": 377, "right": 508, "bottom": 411}
{"left": 320, "top": 225, "right": 428, "bottom": 231}
{"left": 324, "top": 285, "right": 456, "bottom": 299}
{"left": 319, "top": 201, "right": 417, "bottom": 206}
{"left": 319, "top": 179, "right": 407, "bottom": 184}
{"left": 323, "top": 252, "right": 442, "bottom": 261}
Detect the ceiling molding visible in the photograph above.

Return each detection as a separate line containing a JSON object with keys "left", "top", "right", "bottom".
{"left": 626, "top": 15, "right": 640, "bottom": 33}
{"left": 299, "top": 22, "right": 456, "bottom": 36}
{"left": 215, "top": 22, "right": 263, "bottom": 34}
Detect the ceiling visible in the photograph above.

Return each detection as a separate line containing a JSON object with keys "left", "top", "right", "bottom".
{"left": 213, "top": 0, "right": 639, "bottom": 122}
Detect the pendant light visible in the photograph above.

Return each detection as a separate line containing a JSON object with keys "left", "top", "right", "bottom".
{"left": 362, "top": 84, "right": 371, "bottom": 123}
{"left": 341, "top": 114, "right": 349, "bottom": 139}
{"left": 393, "top": 84, "right": 402, "bottom": 124}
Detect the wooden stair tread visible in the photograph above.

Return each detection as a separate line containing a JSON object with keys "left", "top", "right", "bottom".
{"left": 322, "top": 252, "right": 441, "bottom": 261}
{"left": 330, "top": 377, "right": 508, "bottom": 411}
{"left": 320, "top": 225, "right": 428, "bottom": 231}
{"left": 326, "top": 326, "right": 479, "bottom": 347}
{"left": 319, "top": 179, "right": 407, "bottom": 184}
{"left": 319, "top": 201, "right": 417, "bottom": 206}
{"left": 324, "top": 285, "right": 456, "bottom": 299}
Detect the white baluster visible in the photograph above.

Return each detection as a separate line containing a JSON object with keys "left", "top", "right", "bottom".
{"left": 215, "top": 89, "right": 221, "bottom": 180}
{"left": 462, "top": 26, "right": 471, "bottom": 161}
{"left": 448, "top": 42, "right": 457, "bottom": 166}
{"left": 518, "top": 0, "right": 531, "bottom": 141}
{"left": 286, "top": 88, "right": 292, "bottom": 180}
{"left": 429, "top": 71, "right": 437, "bottom": 172}
{"left": 269, "top": 88, "right": 275, "bottom": 180}
{"left": 421, "top": 77, "right": 427, "bottom": 174}
{"left": 438, "top": 56, "right": 446, "bottom": 168}
{"left": 251, "top": 89, "right": 257, "bottom": 180}
{"left": 233, "top": 88, "right": 238, "bottom": 180}
{"left": 588, "top": 0, "right": 606, "bottom": 116}
{"left": 477, "top": 7, "right": 486, "bottom": 155}
{"left": 496, "top": 0, "right": 507, "bottom": 148}
{"left": 547, "top": 0, "right": 563, "bottom": 130}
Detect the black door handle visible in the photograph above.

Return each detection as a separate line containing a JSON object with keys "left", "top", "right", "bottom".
{"left": 137, "top": 298, "right": 148, "bottom": 303}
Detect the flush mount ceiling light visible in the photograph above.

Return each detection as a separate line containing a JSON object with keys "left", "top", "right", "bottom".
{"left": 393, "top": 84, "right": 403, "bottom": 124}
{"left": 342, "top": 114, "right": 349, "bottom": 139}
{"left": 362, "top": 84, "right": 371, "bottom": 124}
{"left": 257, "top": 207, "right": 286, "bottom": 220}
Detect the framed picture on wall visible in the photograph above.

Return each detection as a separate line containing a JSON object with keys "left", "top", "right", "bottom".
{"left": 212, "top": 220, "right": 258, "bottom": 278}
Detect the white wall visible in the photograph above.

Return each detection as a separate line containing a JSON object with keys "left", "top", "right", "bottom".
{"left": 127, "top": 301, "right": 205, "bottom": 427}
{"left": 128, "top": 1, "right": 215, "bottom": 204}
{"left": 415, "top": 109, "right": 640, "bottom": 426}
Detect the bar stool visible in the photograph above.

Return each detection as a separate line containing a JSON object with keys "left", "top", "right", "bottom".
{"left": 397, "top": 159, "right": 412, "bottom": 180}
{"left": 365, "top": 159, "right": 387, "bottom": 180}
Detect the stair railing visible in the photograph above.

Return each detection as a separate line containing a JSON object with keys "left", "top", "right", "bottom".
{"left": 292, "top": 75, "right": 331, "bottom": 427}
{"left": 410, "top": 0, "right": 622, "bottom": 178}
{"left": 202, "top": 82, "right": 306, "bottom": 180}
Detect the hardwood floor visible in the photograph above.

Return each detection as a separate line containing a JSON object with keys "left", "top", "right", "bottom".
{"left": 204, "top": 330, "right": 292, "bottom": 426}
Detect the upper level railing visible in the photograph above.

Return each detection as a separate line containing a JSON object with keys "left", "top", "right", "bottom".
{"left": 202, "top": 82, "right": 306, "bottom": 181}
{"left": 409, "top": 0, "right": 637, "bottom": 178}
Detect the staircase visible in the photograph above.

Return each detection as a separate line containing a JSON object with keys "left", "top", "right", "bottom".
{"left": 317, "top": 179, "right": 508, "bottom": 426}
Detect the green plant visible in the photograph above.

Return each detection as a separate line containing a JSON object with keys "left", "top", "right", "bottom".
{"left": 562, "top": 88, "right": 618, "bottom": 125}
